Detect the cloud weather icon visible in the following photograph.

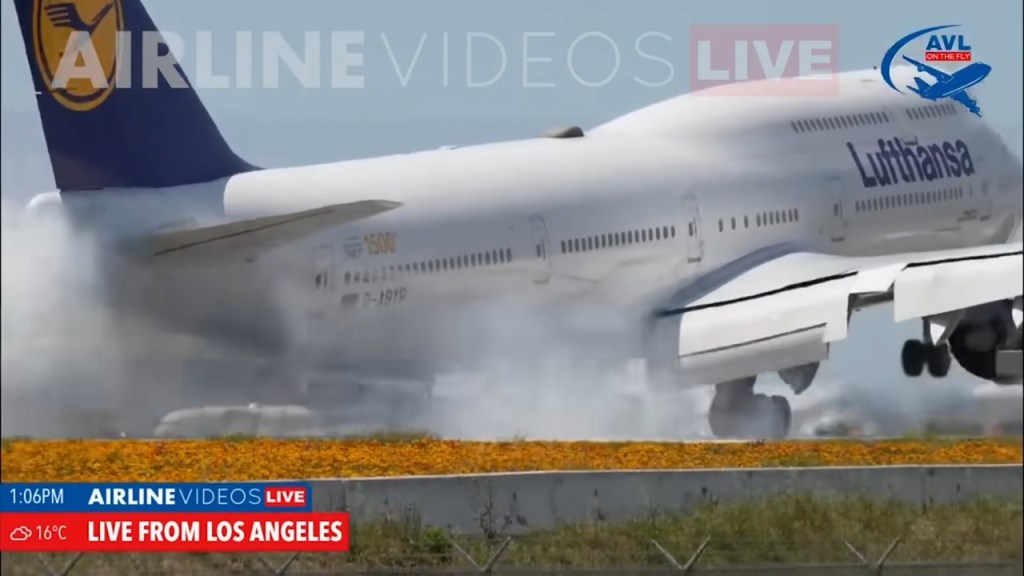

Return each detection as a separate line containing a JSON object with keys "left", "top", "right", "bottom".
{"left": 9, "top": 526, "right": 32, "bottom": 541}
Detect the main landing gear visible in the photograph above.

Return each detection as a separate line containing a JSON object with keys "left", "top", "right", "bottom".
{"left": 901, "top": 318, "right": 952, "bottom": 378}
{"left": 708, "top": 377, "right": 791, "bottom": 439}
{"left": 901, "top": 340, "right": 951, "bottom": 377}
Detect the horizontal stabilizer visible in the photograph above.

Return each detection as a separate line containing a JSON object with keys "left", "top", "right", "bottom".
{"left": 907, "top": 77, "right": 932, "bottom": 96}
{"left": 131, "top": 200, "right": 401, "bottom": 263}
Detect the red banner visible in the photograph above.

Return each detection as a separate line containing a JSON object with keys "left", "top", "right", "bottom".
{"left": 0, "top": 512, "right": 350, "bottom": 552}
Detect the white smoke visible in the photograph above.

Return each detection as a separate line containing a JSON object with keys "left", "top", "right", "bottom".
{"left": 409, "top": 300, "right": 1020, "bottom": 441}
{"left": 1, "top": 198, "right": 112, "bottom": 436}
{"left": 0, "top": 198, "right": 190, "bottom": 437}
{"left": 396, "top": 300, "right": 715, "bottom": 440}
{"left": 1, "top": 197, "right": 1015, "bottom": 440}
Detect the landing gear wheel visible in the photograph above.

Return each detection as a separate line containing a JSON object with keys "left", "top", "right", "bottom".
{"left": 1009, "top": 322, "right": 1023, "bottom": 349}
{"left": 707, "top": 382, "right": 792, "bottom": 439}
{"left": 901, "top": 339, "right": 926, "bottom": 377}
{"left": 926, "top": 343, "right": 952, "bottom": 377}
{"left": 707, "top": 406, "right": 734, "bottom": 439}
{"left": 769, "top": 395, "right": 792, "bottom": 439}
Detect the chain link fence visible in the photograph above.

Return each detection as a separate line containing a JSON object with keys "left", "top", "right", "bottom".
{"left": 3, "top": 535, "right": 1021, "bottom": 576}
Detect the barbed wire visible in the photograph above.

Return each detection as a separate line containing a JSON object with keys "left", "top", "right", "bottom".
{"left": 3, "top": 535, "right": 1021, "bottom": 576}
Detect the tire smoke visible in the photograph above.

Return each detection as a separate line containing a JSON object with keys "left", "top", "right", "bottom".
{"left": 0, "top": 199, "right": 186, "bottom": 437}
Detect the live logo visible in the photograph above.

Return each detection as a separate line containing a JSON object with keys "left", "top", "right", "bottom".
{"left": 689, "top": 24, "right": 841, "bottom": 96}
{"left": 263, "top": 486, "right": 307, "bottom": 507}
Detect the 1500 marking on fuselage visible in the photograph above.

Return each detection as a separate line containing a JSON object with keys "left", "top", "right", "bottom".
{"left": 364, "top": 232, "right": 397, "bottom": 255}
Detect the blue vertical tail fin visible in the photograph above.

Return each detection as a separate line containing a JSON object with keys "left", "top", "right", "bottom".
{"left": 12, "top": 0, "right": 258, "bottom": 191}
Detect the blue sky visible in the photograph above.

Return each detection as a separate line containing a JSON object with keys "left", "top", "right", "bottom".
{"left": 2, "top": 0, "right": 1021, "bottom": 184}
{"left": 1, "top": 0, "right": 1021, "bottom": 400}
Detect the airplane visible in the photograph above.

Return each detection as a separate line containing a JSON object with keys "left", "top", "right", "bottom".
{"left": 9, "top": 0, "right": 1023, "bottom": 439}
{"left": 901, "top": 56, "right": 990, "bottom": 117}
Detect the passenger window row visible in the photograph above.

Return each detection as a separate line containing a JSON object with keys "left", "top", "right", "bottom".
{"left": 719, "top": 208, "right": 800, "bottom": 232}
{"left": 561, "top": 225, "right": 676, "bottom": 253}
{"left": 855, "top": 186, "right": 964, "bottom": 213}
{"left": 343, "top": 247, "right": 514, "bottom": 285}
{"left": 791, "top": 111, "right": 890, "bottom": 133}
{"left": 906, "top": 102, "right": 958, "bottom": 120}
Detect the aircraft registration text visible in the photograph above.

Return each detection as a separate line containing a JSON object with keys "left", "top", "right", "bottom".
{"left": 340, "top": 287, "right": 408, "bottom": 309}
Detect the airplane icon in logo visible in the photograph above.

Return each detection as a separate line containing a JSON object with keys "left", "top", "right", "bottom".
{"left": 901, "top": 56, "right": 990, "bottom": 117}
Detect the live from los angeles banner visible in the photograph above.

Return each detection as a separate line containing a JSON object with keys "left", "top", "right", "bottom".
{"left": 0, "top": 483, "right": 350, "bottom": 552}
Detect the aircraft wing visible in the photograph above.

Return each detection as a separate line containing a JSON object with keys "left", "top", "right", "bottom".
{"left": 951, "top": 90, "right": 982, "bottom": 116}
{"left": 902, "top": 56, "right": 953, "bottom": 82}
{"left": 127, "top": 199, "right": 402, "bottom": 264}
{"left": 652, "top": 243, "right": 1023, "bottom": 383}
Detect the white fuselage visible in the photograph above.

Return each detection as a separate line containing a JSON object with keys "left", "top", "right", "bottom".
{"left": 32, "top": 67, "right": 1024, "bottom": 375}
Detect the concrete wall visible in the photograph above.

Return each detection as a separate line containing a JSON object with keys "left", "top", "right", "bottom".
{"left": 339, "top": 566, "right": 1023, "bottom": 576}
{"left": 306, "top": 464, "right": 1023, "bottom": 534}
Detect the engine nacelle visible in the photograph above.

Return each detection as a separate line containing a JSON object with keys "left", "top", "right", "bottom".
{"left": 644, "top": 311, "right": 830, "bottom": 390}
{"left": 949, "top": 300, "right": 1023, "bottom": 385}
{"left": 778, "top": 362, "right": 821, "bottom": 395}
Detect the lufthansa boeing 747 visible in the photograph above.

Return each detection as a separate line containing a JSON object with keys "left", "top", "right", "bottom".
{"left": 11, "top": 0, "right": 1023, "bottom": 437}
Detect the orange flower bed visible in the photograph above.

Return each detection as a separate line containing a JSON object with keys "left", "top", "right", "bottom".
{"left": 1, "top": 437, "right": 1020, "bottom": 482}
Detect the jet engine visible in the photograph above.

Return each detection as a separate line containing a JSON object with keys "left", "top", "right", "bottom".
{"left": 778, "top": 362, "right": 822, "bottom": 395}
{"left": 948, "top": 299, "right": 1023, "bottom": 385}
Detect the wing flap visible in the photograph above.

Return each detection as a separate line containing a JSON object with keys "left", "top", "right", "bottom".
{"left": 133, "top": 199, "right": 401, "bottom": 263}
{"left": 659, "top": 243, "right": 1023, "bottom": 363}
{"left": 894, "top": 251, "right": 1024, "bottom": 321}
{"left": 678, "top": 276, "right": 854, "bottom": 357}
{"left": 849, "top": 262, "right": 904, "bottom": 294}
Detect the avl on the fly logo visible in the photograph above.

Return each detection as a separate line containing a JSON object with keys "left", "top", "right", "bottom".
{"left": 689, "top": 24, "right": 839, "bottom": 96}
{"left": 879, "top": 25, "right": 990, "bottom": 117}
